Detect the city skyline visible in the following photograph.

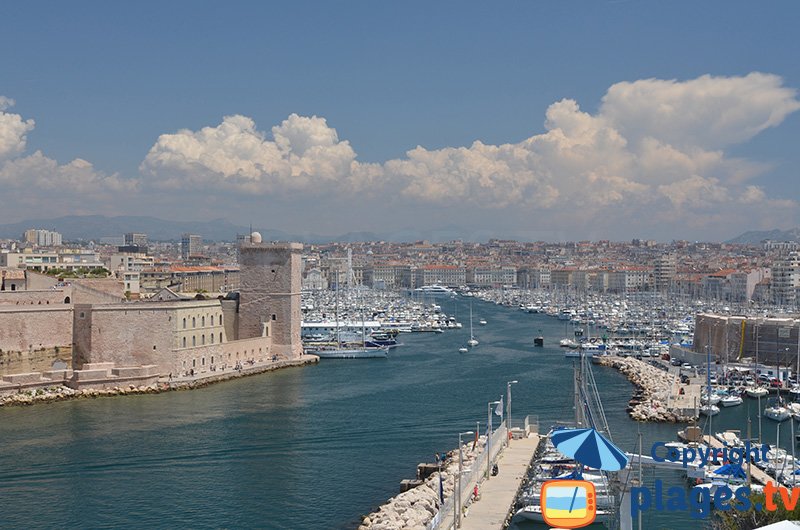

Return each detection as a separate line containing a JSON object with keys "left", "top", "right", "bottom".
{"left": 2, "top": 1, "right": 799, "bottom": 242}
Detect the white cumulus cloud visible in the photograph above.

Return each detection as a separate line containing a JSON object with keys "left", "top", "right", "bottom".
{"left": 134, "top": 73, "right": 800, "bottom": 238}
{"left": 0, "top": 97, "right": 35, "bottom": 160}
{"left": 140, "top": 113, "right": 377, "bottom": 193}
{"left": 0, "top": 98, "right": 139, "bottom": 219}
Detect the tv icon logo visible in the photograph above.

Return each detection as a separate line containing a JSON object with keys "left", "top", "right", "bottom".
{"left": 541, "top": 479, "right": 597, "bottom": 528}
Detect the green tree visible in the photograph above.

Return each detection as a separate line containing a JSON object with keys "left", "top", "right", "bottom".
{"left": 714, "top": 491, "right": 800, "bottom": 529}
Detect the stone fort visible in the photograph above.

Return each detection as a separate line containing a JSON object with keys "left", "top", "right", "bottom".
{"left": 0, "top": 236, "right": 303, "bottom": 394}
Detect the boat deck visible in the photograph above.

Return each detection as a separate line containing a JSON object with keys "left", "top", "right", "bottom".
{"left": 446, "top": 434, "right": 541, "bottom": 530}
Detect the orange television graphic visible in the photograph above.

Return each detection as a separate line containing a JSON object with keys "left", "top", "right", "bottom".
{"left": 541, "top": 479, "right": 597, "bottom": 528}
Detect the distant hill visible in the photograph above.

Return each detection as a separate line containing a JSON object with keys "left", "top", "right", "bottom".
{"left": 726, "top": 227, "right": 800, "bottom": 245}
{"left": 0, "top": 215, "right": 384, "bottom": 243}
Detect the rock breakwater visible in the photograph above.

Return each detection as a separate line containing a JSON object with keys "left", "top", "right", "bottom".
{"left": 596, "top": 356, "right": 694, "bottom": 423}
{"left": 359, "top": 437, "right": 486, "bottom": 530}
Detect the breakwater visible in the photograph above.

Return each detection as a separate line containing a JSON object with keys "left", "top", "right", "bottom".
{"left": 595, "top": 356, "right": 695, "bottom": 423}
{"left": 359, "top": 437, "right": 486, "bottom": 530}
{"left": 0, "top": 356, "right": 318, "bottom": 407}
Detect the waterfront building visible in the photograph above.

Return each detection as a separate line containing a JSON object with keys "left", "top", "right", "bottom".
{"left": 413, "top": 265, "right": 466, "bottom": 288}
{"left": 238, "top": 236, "right": 303, "bottom": 357}
{"left": 653, "top": 254, "right": 676, "bottom": 292}
{"left": 693, "top": 313, "right": 800, "bottom": 366}
{"left": 607, "top": 267, "right": 650, "bottom": 293}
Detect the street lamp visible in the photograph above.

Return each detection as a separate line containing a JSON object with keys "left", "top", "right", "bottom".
{"left": 487, "top": 400, "right": 501, "bottom": 479}
{"left": 507, "top": 380, "right": 518, "bottom": 446}
{"left": 456, "top": 430, "right": 474, "bottom": 528}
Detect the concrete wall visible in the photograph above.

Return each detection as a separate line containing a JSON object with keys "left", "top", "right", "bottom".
{"left": 238, "top": 242, "right": 303, "bottom": 357}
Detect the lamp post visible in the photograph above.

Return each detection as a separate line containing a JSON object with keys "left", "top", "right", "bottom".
{"left": 487, "top": 400, "right": 501, "bottom": 479}
{"left": 456, "top": 430, "right": 474, "bottom": 528}
{"left": 507, "top": 380, "right": 518, "bottom": 446}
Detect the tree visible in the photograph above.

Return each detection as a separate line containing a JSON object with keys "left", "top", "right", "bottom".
{"left": 713, "top": 491, "right": 800, "bottom": 529}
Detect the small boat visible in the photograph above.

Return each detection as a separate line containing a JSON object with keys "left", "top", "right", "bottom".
{"left": 514, "top": 505, "right": 611, "bottom": 524}
{"left": 745, "top": 386, "right": 769, "bottom": 398}
{"left": 700, "top": 404, "right": 720, "bottom": 416}
{"left": 720, "top": 394, "right": 743, "bottom": 408}
{"left": 479, "top": 319, "right": 487, "bottom": 325}
{"left": 764, "top": 402, "right": 791, "bottom": 422}
{"left": 534, "top": 336, "right": 544, "bottom": 347}
{"left": 458, "top": 347, "right": 468, "bottom": 354}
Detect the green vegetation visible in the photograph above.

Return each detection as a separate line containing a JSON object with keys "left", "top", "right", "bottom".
{"left": 45, "top": 267, "right": 110, "bottom": 278}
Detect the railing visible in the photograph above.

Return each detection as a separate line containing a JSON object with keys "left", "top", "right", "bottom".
{"left": 428, "top": 421, "right": 507, "bottom": 530}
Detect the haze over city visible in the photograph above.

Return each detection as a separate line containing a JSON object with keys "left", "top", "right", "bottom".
{"left": 1, "top": 1, "right": 799, "bottom": 242}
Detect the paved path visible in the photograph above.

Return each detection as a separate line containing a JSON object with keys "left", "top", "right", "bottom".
{"left": 457, "top": 435, "right": 541, "bottom": 530}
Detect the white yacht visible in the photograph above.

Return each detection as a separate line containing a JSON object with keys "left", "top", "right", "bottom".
{"left": 719, "top": 394, "right": 743, "bottom": 407}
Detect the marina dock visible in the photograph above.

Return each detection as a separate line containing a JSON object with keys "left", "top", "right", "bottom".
{"left": 701, "top": 435, "right": 775, "bottom": 486}
{"left": 438, "top": 434, "right": 541, "bottom": 530}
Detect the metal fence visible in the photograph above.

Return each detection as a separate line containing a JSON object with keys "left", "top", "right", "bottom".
{"left": 428, "top": 421, "right": 508, "bottom": 530}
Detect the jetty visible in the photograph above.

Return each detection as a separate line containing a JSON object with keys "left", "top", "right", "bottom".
{"left": 455, "top": 435, "right": 541, "bottom": 529}
{"left": 596, "top": 355, "right": 699, "bottom": 422}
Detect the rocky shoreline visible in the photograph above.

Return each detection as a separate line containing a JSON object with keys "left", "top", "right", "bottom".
{"left": 358, "top": 437, "right": 486, "bottom": 530}
{"left": 596, "top": 356, "right": 695, "bottom": 423}
{"left": 0, "top": 356, "right": 318, "bottom": 408}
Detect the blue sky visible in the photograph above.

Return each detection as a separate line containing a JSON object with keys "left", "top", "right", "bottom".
{"left": 1, "top": 1, "right": 799, "bottom": 241}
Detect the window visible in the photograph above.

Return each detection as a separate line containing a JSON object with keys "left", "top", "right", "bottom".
{"left": 211, "top": 356, "right": 214, "bottom": 364}
{"left": 182, "top": 337, "right": 186, "bottom": 348}
{"left": 210, "top": 334, "right": 214, "bottom": 344}
{"left": 192, "top": 359, "right": 196, "bottom": 367}
{"left": 192, "top": 317, "right": 196, "bottom": 327}
{"left": 219, "top": 332, "right": 223, "bottom": 343}
{"left": 271, "top": 314, "right": 276, "bottom": 321}
{"left": 202, "top": 357, "right": 205, "bottom": 365}
{"left": 211, "top": 315, "right": 214, "bottom": 326}
{"left": 192, "top": 336, "right": 196, "bottom": 346}
{"left": 183, "top": 318, "right": 186, "bottom": 329}
{"left": 220, "top": 314, "right": 223, "bottom": 325}
{"left": 10, "top": 284, "right": 15, "bottom": 291}
{"left": 64, "top": 296, "right": 70, "bottom": 304}
{"left": 202, "top": 335, "right": 205, "bottom": 345}
{"left": 202, "top": 316, "right": 205, "bottom": 327}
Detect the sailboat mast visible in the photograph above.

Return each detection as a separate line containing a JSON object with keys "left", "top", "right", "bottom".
{"left": 335, "top": 270, "right": 340, "bottom": 346}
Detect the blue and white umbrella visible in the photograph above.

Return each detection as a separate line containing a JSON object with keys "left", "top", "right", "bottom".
{"left": 550, "top": 428, "right": 629, "bottom": 471}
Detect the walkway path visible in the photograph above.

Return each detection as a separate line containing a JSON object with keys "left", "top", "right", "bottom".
{"left": 445, "top": 434, "right": 541, "bottom": 530}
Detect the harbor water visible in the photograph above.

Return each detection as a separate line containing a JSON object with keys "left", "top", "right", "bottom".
{"left": 0, "top": 296, "right": 789, "bottom": 529}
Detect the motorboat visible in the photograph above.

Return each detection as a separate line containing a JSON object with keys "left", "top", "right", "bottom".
{"left": 700, "top": 404, "right": 720, "bottom": 416}
{"left": 719, "top": 394, "right": 743, "bottom": 408}
{"left": 745, "top": 386, "right": 769, "bottom": 398}
{"left": 458, "top": 347, "right": 468, "bottom": 354}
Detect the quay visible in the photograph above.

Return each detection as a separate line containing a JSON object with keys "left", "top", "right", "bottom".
{"left": 164, "top": 354, "right": 319, "bottom": 390}
{"left": 437, "top": 431, "right": 542, "bottom": 530}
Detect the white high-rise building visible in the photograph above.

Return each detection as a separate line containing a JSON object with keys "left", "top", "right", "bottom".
{"left": 772, "top": 251, "right": 800, "bottom": 306}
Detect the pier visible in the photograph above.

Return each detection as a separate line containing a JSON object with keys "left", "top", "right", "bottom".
{"left": 436, "top": 431, "right": 541, "bottom": 530}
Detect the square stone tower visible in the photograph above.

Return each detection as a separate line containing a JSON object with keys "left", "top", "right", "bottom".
{"left": 238, "top": 237, "right": 303, "bottom": 358}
